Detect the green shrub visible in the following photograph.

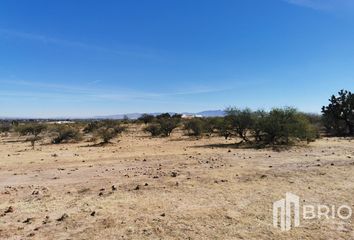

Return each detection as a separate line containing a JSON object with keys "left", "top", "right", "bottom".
{"left": 322, "top": 90, "right": 354, "bottom": 136}
{"left": 95, "top": 127, "right": 118, "bottom": 143}
{"left": 83, "top": 120, "right": 125, "bottom": 143}
{"left": 51, "top": 126, "right": 81, "bottom": 144}
{"left": 159, "top": 118, "right": 179, "bottom": 137}
{"left": 0, "top": 122, "right": 11, "bottom": 133}
{"left": 221, "top": 107, "right": 318, "bottom": 146}
{"left": 225, "top": 108, "right": 254, "bottom": 142}
{"left": 11, "top": 120, "right": 19, "bottom": 127}
{"left": 255, "top": 107, "right": 317, "bottom": 144}
{"left": 94, "top": 124, "right": 125, "bottom": 143}
{"left": 251, "top": 110, "right": 267, "bottom": 142}
{"left": 144, "top": 123, "right": 161, "bottom": 136}
{"left": 15, "top": 123, "right": 47, "bottom": 148}
{"left": 184, "top": 118, "right": 204, "bottom": 136}
{"left": 202, "top": 117, "right": 224, "bottom": 135}
{"left": 156, "top": 113, "right": 171, "bottom": 119}
{"left": 143, "top": 113, "right": 180, "bottom": 137}
{"left": 16, "top": 123, "right": 47, "bottom": 137}
{"left": 171, "top": 113, "right": 182, "bottom": 119}
{"left": 83, "top": 121, "right": 100, "bottom": 133}
{"left": 138, "top": 114, "right": 155, "bottom": 124}
{"left": 211, "top": 117, "right": 231, "bottom": 139}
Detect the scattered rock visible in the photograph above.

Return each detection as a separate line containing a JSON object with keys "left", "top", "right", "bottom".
{"left": 171, "top": 172, "right": 178, "bottom": 177}
{"left": 90, "top": 211, "right": 96, "bottom": 216}
{"left": 111, "top": 185, "right": 117, "bottom": 191}
{"left": 23, "top": 217, "right": 34, "bottom": 224}
{"left": 134, "top": 185, "right": 140, "bottom": 190}
{"left": 42, "top": 216, "right": 50, "bottom": 225}
{"left": 4, "top": 206, "right": 13, "bottom": 213}
{"left": 160, "top": 213, "right": 165, "bottom": 217}
{"left": 56, "top": 213, "right": 68, "bottom": 222}
{"left": 32, "top": 190, "right": 40, "bottom": 195}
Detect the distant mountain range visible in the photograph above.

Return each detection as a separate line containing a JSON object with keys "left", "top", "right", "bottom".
{"left": 94, "top": 110, "right": 225, "bottom": 119}
{"left": 0, "top": 110, "right": 225, "bottom": 120}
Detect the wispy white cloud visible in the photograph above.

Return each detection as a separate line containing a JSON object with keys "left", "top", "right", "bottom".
{"left": 87, "top": 80, "right": 102, "bottom": 85}
{"left": 284, "top": 0, "right": 354, "bottom": 12}
{"left": 0, "top": 79, "right": 233, "bottom": 102}
{"left": 285, "top": 0, "right": 330, "bottom": 10}
{"left": 0, "top": 79, "right": 267, "bottom": 118}
{"left": 0, "top": 28, "right": 159, "bottom": 59}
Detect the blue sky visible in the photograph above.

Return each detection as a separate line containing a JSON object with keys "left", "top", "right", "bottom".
{"left": 0, "top": 0, "right": 353, "bottom": 118}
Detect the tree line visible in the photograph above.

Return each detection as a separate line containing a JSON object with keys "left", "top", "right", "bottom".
{"left": 0, "top": 89, "right": 352, "bottom": 148}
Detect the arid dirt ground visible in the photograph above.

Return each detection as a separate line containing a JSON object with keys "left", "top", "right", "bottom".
{"left": 0, "top": 125, "right": 353, "bottom": 239}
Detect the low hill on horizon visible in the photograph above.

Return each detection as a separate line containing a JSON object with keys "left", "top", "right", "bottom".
{"left": 94, "top": 110, "right": 225, "bottom": 119}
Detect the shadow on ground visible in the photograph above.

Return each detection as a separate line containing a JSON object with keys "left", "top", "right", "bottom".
{"left": 192, "top": 141, "right": 293, "bottom": 152}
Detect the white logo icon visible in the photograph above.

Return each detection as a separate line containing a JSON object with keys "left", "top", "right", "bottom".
{"left": 273, "top": 192, "right": 300, "bottom": 231}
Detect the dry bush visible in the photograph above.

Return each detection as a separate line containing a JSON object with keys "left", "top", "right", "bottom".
{"left": 144, "top": 123, "right": 161, "bottom": 137}
{"left": 51, "top": 125, "right": 82, "bottom": 144}
{"left": 184, "top": 118, "right": 204, "bottom": 136}
{"left": 95, "top": 125, "right": 125, "bottom": 143}
{"left": 143, "top": 114, "right": 180, "bottom": 137}
{"left": 15, "top": 123, "right": 47, "bottom": 148}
